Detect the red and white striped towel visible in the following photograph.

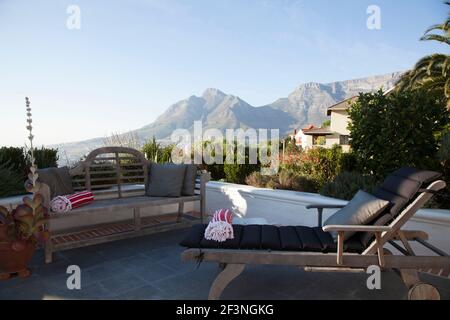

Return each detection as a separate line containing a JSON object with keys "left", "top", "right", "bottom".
{"left": 204, "top": 208, "right": 234, "bottom": 242}
{"left": 50, "top": 191, "right": 94, "bottom": 213}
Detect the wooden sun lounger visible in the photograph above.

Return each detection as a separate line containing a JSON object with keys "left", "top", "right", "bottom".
{"left": 181, "top": 172, "right": 450, "bottom": 300}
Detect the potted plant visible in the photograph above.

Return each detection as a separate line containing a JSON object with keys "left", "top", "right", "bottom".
{"left": 0, "top": 97, "right": 49, "bottom": 280}
{"left": 0, "top": 195, "right": 49, "bottom": 279}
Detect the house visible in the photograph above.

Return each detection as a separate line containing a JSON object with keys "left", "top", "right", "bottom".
{"left": 303, "top": 96, "right": 358, "bottom": 152}
{"left": 289, "top": 124, "right": 318, "bottom": 149}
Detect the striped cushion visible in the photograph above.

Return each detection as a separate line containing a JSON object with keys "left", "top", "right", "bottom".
{"left": 50, "top": 191, "right": 94, "bottom": 213}
{"left": 67, "top": 191, "right": 94, "bottom": 209}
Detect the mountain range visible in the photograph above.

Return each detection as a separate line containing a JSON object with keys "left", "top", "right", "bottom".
{"left": 53, "top": 71, "right": 402, "bottom": 164}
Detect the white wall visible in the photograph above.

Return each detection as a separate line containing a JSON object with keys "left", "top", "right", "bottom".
{"left": 330, "top": 110, "right": 350, "bottom": 135}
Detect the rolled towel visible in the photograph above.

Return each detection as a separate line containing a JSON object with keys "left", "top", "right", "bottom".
{"left": 204, "top": 208, "right": 234, "bottom": 242}
{"left": 50, "top": 190, "right": 94, "bottom": 213}
{"left": 50, "top": 196, "right": 71, "bottom": 213}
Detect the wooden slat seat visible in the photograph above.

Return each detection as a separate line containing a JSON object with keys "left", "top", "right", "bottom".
{"left": 50, "top": 195, "right": 203, "bottom": 217}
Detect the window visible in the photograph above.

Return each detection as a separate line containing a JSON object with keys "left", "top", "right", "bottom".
{"left": 340, "top": 135, "right": 350, "bottom": 145}
{"left": 313, "top": 136, "right": 326, "bottom": 146}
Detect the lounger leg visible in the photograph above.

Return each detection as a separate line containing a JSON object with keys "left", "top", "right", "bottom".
{"left": 399, "top": 269, "right": 440, "bottom": 300}
{"left": 200, "top": 198, "right": 205, "bottom": 223}
{"left": 209, "top": 264, "right": 245, "bottom": 300}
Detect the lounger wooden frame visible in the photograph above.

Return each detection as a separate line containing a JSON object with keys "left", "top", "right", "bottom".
{"left": 181, "top": 180, "right": 450, "bottom": 300}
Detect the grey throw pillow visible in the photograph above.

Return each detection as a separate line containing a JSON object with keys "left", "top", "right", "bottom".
{"left": 146, "top": 163, "right": 187, "bottom": 197}
{"left": 182, "top": 164, "right": 197, "bottom": 196}
{"left": 37, "top": 167, "right": 74, "bottom": 199}
{"left": 323, "top": 190, "right": 390, "bottom": 241}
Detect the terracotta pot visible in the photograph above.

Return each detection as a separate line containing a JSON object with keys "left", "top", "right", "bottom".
{"left": 0, "top": 241, "right": 35, "bottom": 280}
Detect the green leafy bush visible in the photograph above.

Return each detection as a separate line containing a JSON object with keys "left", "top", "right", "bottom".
{"left": 0, "top": 147, "right": 27, "bottom": 178}
{"left": 348, "top": 89, "right": 449, "bottom": 179}
{"left": 224, "top": 163, "right": 259, "bottom": 184}
{"left": 0, "top": 163, "right": 24, "bottom": 197}
{"left": 0, "top": 146, "right": 59, "bottom": 197}
{"left": 245, "top": 170, "right": 318, "bottom": 193}
{"left": 276, "top": 170, "right": 318, "bottom": 192}
{"left": 320, "top": 171, "right": 378, "bottom": 200}
{"left": 142, "top": 136, "right": 173, "bottom": 163}
{"left": 245, "top": 171, "right": 271, "bottom": 188}
{"left": 32, "top": 146, "right": 59, "bottom": 168}
{"left": 285, "top": 145, "right": 345, "bottom": 188}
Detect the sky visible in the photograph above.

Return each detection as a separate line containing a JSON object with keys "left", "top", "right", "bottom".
{"left": 0, "top": 0, "right": 448, "bottom": 147}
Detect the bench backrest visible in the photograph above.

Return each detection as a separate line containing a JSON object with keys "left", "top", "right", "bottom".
{"left": 70, "top": 147, "right": 150, "bottom": 198}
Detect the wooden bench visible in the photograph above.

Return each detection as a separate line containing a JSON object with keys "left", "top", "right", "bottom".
{"left": 37, "top": 147, "right": 210, "bottom": 263}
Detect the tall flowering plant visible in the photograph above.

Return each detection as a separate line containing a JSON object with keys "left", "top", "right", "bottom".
{"left": 0, "top": 97, "right": 49, "bottom": 247}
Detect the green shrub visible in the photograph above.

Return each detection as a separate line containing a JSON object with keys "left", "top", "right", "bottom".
{"left": 0, "top": 163, "right": 24, "bottom": 197}
{"left": 224, "top": 163, "right": 259, "bottom": 184}
{"left": 320, "top": 171, "right": 378, "bottom": 200}
{"left": 0, "top": 147, "right": 27, "bottom": 177}
{"left": 348, "top": 89, "right": 449, "bottom": 179}
{"left": 142, "top": 137, "right": 173, "bottom": 163}
{"left": 32, "top": 146, "right": 59, "bottom": 168}
{"left": 340, "top": 152, "right": 358, "bottom": 172}
{"left": 277, "top": 170, "right": 318, "bottom": 193}
{"left": 286, "top": 145, "right": 345, "bottom": 189}
{"left": 0, "top": 146, "right": 59, "bottom": 197}
{"left": 245, "top": 171, "right": 272, "bottom": 188}
{"left": 245, "top": 170, "right": 318, "bottom": 193}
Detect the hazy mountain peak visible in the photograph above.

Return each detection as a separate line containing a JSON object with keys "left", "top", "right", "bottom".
{"left": 202, "top": 88, "right": 226, "bottom": 99}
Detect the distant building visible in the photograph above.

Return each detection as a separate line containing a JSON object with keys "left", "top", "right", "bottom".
{"left": 289, "top": 124, "right": 318, "bottom": 149}
{"left": 290, "top": 96, "right": 358, "bottom": 152}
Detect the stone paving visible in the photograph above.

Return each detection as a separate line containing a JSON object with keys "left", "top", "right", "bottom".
{"left": 1, "top": 228, "right": 449, "bottom": 300}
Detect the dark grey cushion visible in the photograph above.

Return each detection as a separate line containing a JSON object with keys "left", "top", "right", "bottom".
{"left": 391, "top": 167, "right": 442, "bottom": 184}
{"left": 37, "top": 167, "right": 74, "bottom": 199}
{"left": 373, "top": 168, "right": 441, "bottom": 216}
{"left": 182, "top": 164, "right": 197, "bottom": 196}
{"left": 324, "top": 190, "right": 390, "bottom": 241}
{"left": 146, "top": 164, "right": 187, "bottom": 197}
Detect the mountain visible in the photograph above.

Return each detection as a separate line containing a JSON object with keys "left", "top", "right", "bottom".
{"left": 52, "top": 72, "right": 402, "bottom": 164}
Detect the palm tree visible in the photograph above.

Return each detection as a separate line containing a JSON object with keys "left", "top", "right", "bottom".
{"left": 397, "top": 2, "right": 450, "bottom": 108}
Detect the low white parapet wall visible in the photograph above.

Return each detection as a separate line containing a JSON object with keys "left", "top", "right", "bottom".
{"left": 205, "top": 181, "right": 450, "bottom": 255}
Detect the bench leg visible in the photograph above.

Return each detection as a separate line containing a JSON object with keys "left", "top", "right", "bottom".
{"left": 177, "top": 202, "right": 184, "bottom": 223}
{"left": 208, "top": 263, "right": 245, "bottom": 300}
{"left": 134, "top": 207, "right": 141, "bottom": 231}
{"left": 45, "top": 239, "right": 53, "bottom": 264}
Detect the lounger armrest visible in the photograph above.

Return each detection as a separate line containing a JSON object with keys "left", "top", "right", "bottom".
{"left": 306, "top": 203, "right": 347, "bottom": 227}
{"left": 322, "top": 225, "right": 392, "bottom": 233}
{"left": 324, "top": 224, "right": 391, "bottom": 267}
{"left": 305, "top": 204, "right": 346, "bottom": 210}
